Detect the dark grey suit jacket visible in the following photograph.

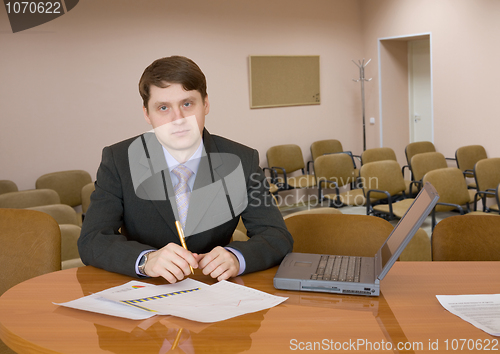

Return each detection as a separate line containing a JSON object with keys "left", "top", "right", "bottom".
{"left": 127, "top": 131, "right": 249, "bottom": 238}
{"left": 78, "top": 129, "right": 293, "bottom": 277}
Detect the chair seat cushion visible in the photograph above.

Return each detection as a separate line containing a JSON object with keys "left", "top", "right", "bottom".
{"left": 269, "top": 183, "right": 279, "bottom": 194}
{"left": 287, "top": 175, "right": 317, "bottom": 188}
{"left": 324, "top": 188, "right": 367, "bottom": 206}
{"left": 467, "top": 182, "right": 477, "bottom": 189}
{"left": 467, "top": 211, "right": 495, "bottom": 215}
{"left": 468, "top": 189, "right": 476, "bottom": 203}
{"left": 373, "top": 198, "right": 415, "bottom": 218}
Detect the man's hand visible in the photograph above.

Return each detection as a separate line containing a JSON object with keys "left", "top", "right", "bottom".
{"left": 144, "top": 243, "right": 198, "bottom": 283}
{"left": 195, "top": 246, "right": 240, "bottom": 281}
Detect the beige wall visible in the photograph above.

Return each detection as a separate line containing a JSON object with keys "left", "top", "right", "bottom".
{"left": 0, "top": 0, "right": 364, "bottom": 190}
{"left": 1, "top": 0, "right": 500, "bottom": 190}
{"left": 361, "top": 0, "right": 500, "bottom": 166}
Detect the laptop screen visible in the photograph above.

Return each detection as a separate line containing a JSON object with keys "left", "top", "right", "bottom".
{"left": 380, "top": 184, "right": 437, "bottom": 273}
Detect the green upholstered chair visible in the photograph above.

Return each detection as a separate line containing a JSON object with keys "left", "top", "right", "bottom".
{"left": 360, "top": 160, "right": 415, "bottom": 220}
{"left": 409, "top": 152, "right": 448, "bottom": 194}
{"left": 267, "top": 144, "right": 316, "bottom": 190}
{"left": 422, "top": 167, "right": 476, "bottom": 229}
{"left": 473, "top": 158, "right": 500, "bottom": 212}
{"left": 0, "top": 208, "right": 62, "bottom": 353}
{"left": 36, "top": 170, "right": 92, "bottom": 208}
{"left": 284, "top": 213, "right": 430, "bottom": 261}
{"left": 285, "top": 214, "right": 391, "bottom": 256}
{"left": 0, "top": 189, "right": 60, "bottom": 208}
{"left": 81, "top": 181, "right": 95, "bottom": 218}
{"left": 283, "top": 206, "right": 342, "bottom": 219}
{"left": 60, "top": 224, "right": 85, "bottom": 269}
{"left": 455, "top": 145, "right": 487, "bottom": 189}
{"left": 404, "top": 141, "right": 436, "bottom": 180}
{"left": 361, "top": 147, "right": 412, "bottom": 195}
{"left": 310, "top": 139, "right": 343, "bottom": 161}
{"left": 26, "top": 204, "right": 80, "bottom": 225}
{"left": 0, "top": 208, "right": 61, "bottom": 296}
{"left": 314, "top": 153, "right": 365, "bottom": 207}
{"left": 310, "top": 139, "right": 360, "bottom": 183}
{"left": 432, "top": 214, "right": 500, "bottom": 261}
{"left": 361, "top": 147, "right": 398, "bottom": 165}
{"left": 0, "top": 180, "right": 18, "bottom": 195}
{"left": 22, "top": 205, "right": 83, "bottom": 269}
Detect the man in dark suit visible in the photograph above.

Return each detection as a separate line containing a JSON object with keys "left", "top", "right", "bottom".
{"left": 78, "top": 56, "right": 293, "bottom": 283}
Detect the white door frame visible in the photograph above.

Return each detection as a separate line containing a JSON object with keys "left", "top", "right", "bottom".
{"left": 377, "top": 33, "right": 434, "bottom": 147}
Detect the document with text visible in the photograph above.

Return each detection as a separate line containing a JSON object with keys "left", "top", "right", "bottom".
{"left": 56, "top": 278, "right": 287, "bottom": 322}
{"left": 436, "top": 294, "right": 500, "bottom": 336}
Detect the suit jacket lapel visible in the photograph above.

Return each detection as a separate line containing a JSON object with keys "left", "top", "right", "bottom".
{"left": 139, "top": 133, "right": 178, "bottom": 236}
{"left": 139, "top": 129, "right": 229, "bottom": 238}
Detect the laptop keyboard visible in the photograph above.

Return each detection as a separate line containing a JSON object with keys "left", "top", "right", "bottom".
{"left": 311, "top": 255, "right": 361, "bottom": 282}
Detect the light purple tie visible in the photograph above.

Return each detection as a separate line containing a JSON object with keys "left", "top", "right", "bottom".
{"left": 172, "top": 165, "right": 193, "bottom": 230}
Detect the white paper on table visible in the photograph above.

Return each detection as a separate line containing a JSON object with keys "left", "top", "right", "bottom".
{"left": 100, "top": 279, "right": 288, "bottom": 323}
{"left": 99, "top": 278, "right": 209, "bottom": 314}
{"left": 54, "top": 281, "right": 159, "bottom": 320}
{"left": 166, "top": 280, "right": 288, "bottom": 323}
{"left": 436, "top": 294, "right": 500, "bottom": 336}
{"left": 56, "top": 278, "right": 287, "bottom": 323}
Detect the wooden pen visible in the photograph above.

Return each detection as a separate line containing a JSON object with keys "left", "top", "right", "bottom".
{"left": 171, "top": 328, "right": 183, "bottom": 350}
{"left": 175, "top": 221, "right": 194, "bottom": 274}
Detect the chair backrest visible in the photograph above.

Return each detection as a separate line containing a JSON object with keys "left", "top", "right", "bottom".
{"left": 81, "top": 182, "right": 95, "bottom": 214}
{"left": 60, "top": 224, "right": 82, "bottom": 263}
{"left": 285, "top": 213, "right": 431, "bottom": 261}
{"left": 455, "top": 145, "right": 487, "bottom": 176}
{"left": 310, "top": 139, "right": 343, "bottom": 161}
{"left": 410, "top": 152, "right": 448, "bottom": 182}
{"left": 314, "top": 153, "right": 356, "bottom": 188}
{"left": 284, "top": 214, "right": 393, "bottom": 256}
{"left": 36, "top": 170, "right": 92, "bottom": 207}
{"left": 422, "top": 167, "right": 470, "bottom": 211}
{"left": 0, "top": 180, "right": 18, "bottom": 195}
{"left": 283, "top": 207, "right": 342, "bottom": 220}
{"left": 399, "top": 228, "right": 431, "bottom": 261}
{"left": 25, "top": 204, "right": 79, "bottom": 225}
{"left": 405, "top": 141, "right": 436, "bottom": 166}
{"left": 267, "top": 144, "right": 305, "bottom": 173}
{"left": 474, "top": 157, "right": 500, "bottom": 193}
{"left": 0, "top": 189, "right": 60, "bottom": 208}
{"left": 495, "top": 183, "right": 500, "bottom": 209}
{"left": 360, "top": 160, "right": 406, "bottom": 199}
{"left": 0, "top": 208, "right": 61, "bottom": 296}
{"left": 432, "top": 214, "right": 500, "bottom": 261}
{"left": 361, "top": 147, "right": 397, "bottom": 165}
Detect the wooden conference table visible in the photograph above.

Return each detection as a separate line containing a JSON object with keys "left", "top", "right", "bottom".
{"left": 0, "top": 262, "right": 498, "bottom": 354}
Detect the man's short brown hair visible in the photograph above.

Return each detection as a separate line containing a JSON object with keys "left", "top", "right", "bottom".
{"left": 139, "top": 56, "right": 207, "bottom": 110}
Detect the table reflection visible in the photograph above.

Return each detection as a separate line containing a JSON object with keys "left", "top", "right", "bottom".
{"left": 1, "top": 263, "right": 495, "bottom": 354}
{"left": 270, "top": 289, "right": 414, "bottom": 354}
{"left": 75, "top": 267, "right": 266, "bottom": 354}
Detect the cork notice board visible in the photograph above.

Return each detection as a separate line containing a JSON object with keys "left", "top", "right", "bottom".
{"left": 249, "top": 55, "right": 320, "bottom": 109}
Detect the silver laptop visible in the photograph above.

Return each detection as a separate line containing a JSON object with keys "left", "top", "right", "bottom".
{"left": 274, "top": 182, "right": 439, "bottom": 296}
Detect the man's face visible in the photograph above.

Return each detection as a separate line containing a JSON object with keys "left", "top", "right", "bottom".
{"left": 143, "top": 83, "right": 209, "bottom": 155}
